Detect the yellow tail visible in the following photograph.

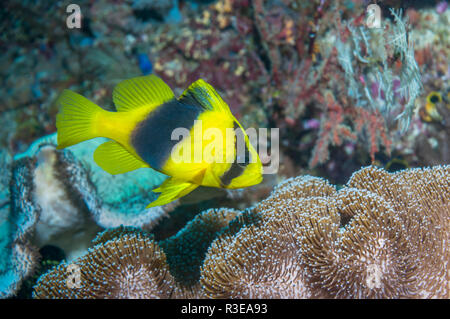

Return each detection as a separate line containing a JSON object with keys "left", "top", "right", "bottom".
{"left": 56, "top": 89, "right": 105, "bottom": 149}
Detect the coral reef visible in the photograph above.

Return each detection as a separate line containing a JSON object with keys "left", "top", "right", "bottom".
{"left": 29, "top": 145, "right": 102, "bottom": 259}
{"left": 336, "top": 9, "right": 422, "bottom": 131}
{"left": 1, "top": 0, "right": 449, "bottom": 300}
{"left": 201, "top": 224, "right": 312, "bottom": 298}
{"left": 32, "top": 165, "right": 449, "bottom": 299}
{"left": 33, "top": 232, "right": 175, "bottom": 299}
{"left": 14, "top": 245, "right": 66, "bottom": 299}
{"left": 15, "top": 133, "right": 170, "bottom": 230}
{"left": 33, "top": 208, "right": 243, "bottom": 299}
{"left": 159, "top": 208, "right": 240, "bottom": 287}
{"left": 14, "top": 135, "right": 171, "bottom": 231}
{"left": 202, "top": 165, "right": 449, "bottom": 298}
{"left": 2, "top": 0, "right": 447, "bottom": 182}
{"left": 404, "top": 7, "right": 450, "bottom": 167}
{"left": 0, "top": 136, "right": 171, "bottom": 297}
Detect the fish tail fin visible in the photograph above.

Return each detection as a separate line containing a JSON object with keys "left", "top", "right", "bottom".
{"left": 56, "top": 89, "right": 105, "bottom": 149}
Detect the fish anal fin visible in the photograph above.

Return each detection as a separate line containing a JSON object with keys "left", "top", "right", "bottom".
{"left": 94, "top": 141, "right": 147, "bottom": 175}
{"left": 147, "top": 178, "right": 199, "bottom": 208}
{"left": 113, "top": 75, "right": 175, "bottom": 112}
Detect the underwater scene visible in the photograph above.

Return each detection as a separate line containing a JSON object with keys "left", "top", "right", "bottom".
{"left": 0, "top": 0, "right": 449, "bottom": 300}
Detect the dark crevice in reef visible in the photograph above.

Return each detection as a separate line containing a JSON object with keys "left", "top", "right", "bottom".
{"left": 133, "top": 8, "right": 165, "bottom": 23}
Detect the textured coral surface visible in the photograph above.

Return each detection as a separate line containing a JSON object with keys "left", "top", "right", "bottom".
{"left": 33, "top": 165, "right": 449, "bottom": 299}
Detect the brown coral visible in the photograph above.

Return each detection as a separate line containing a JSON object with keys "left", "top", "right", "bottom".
{"left": 200, "top": 177, "right": 339, "bottom": 299}
{"left": 346, "top": 166, "right": 450, "bottom": 298}
{"left": 34, "top": 165, "right": 449, "bottom": 299}
{"left": 33, "top": 233, "right": 176, "bottom": 299}
{"left": 201, "top": 224, "right": 312, "bottom": 298}
{"left": 200, "top": 165, "right": 449, "bottom": 299}
{"left": 299, "top": 187, "right": 415, "bottom": 298}
{"left": 33, "top": 208, "right": 241, "bottom": 299}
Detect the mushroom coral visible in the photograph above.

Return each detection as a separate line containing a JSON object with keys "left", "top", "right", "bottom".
{"left": 33, "top": 232, "right": 174, "bottom": 299}
{"left": 159, "top": 208, "right": 240, "bottom": 287}
{"left": 33, "top": 165, "right": 449, "bottom": 299}
{"left": 201, "top": 165, "right": 449, "bottom": 299}
{"left": 33, "top": 208, "right": 242, "bottom": 299}
{"left": 14, "top": 134, "right": 171, "bottom": 231}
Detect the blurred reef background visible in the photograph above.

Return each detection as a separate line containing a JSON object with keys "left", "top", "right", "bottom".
{"left": 0, "top": 0, "right": 449, "bottom": 298}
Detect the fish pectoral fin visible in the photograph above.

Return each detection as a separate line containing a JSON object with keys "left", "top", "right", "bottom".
{"left": 113, "top": 75, "right": 175, "bottom": 112}
{"left": 146, "top": 178, "right": 199, "bottom": 208}
{"left": 94, "top": 140, "right": 147, "bottom": 175}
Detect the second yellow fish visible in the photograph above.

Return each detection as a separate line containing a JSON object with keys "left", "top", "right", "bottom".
{"left": 56, "top": 75, "right": 263, "bottom": 207}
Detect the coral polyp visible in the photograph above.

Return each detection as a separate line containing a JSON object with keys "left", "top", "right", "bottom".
{"left": 201, "top": 225, "right": 311, "bottom": 299}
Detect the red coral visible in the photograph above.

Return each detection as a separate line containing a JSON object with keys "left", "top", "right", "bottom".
{"left": 310, "top": 91, "right": 392, "bottom": 168}
{"left": 309, "top": 92, "right": 357, "bottom": 168}
{"left": 151, "top": 0, "right": 393, "bottom": 172}
{"left": 354, "top": 108, "right": 392, "bottom": 163}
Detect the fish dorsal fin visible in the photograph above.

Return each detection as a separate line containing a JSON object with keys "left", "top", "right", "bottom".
{"left": 147, "top": 178, "right": 199, "bottom": 208}
{"left": 178, "top": 79, "right": 232, "bottom": 115}
{"left": 94, "top": 140, "right": 148, "bottom": 175}
{"left": 113, "top": 75, "right": 175, "bottom": 112}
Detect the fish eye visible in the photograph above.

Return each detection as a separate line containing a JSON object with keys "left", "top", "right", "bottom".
{"left": 429, "top": 93, "right": 441, "bottom": 104}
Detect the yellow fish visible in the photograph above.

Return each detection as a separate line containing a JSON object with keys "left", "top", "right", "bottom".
{"left": 56, "top": 75, "right": 263, "bottom": 207}
{"left": 421, "top": 91, "right": 443, "bottom": 122}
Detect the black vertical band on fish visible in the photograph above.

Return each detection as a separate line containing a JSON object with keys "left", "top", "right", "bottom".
{"left": 55, "top": 75, "right": 263, "bottom": 208}
{"left": 131, "top": 99, "right": 202, "bottom": 169}
{"left": 220, "top": 125, "right": 251, "bottom": 186}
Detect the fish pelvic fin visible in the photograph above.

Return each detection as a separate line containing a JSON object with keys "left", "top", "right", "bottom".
{"left": 94, "top": 140, "right": 148, "bottom": 175}
{"left": 146, "top": 178, "right": 199, "bottom": 208}
{"left": 56, "top": 89, "right": 106, "bottom": 149}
